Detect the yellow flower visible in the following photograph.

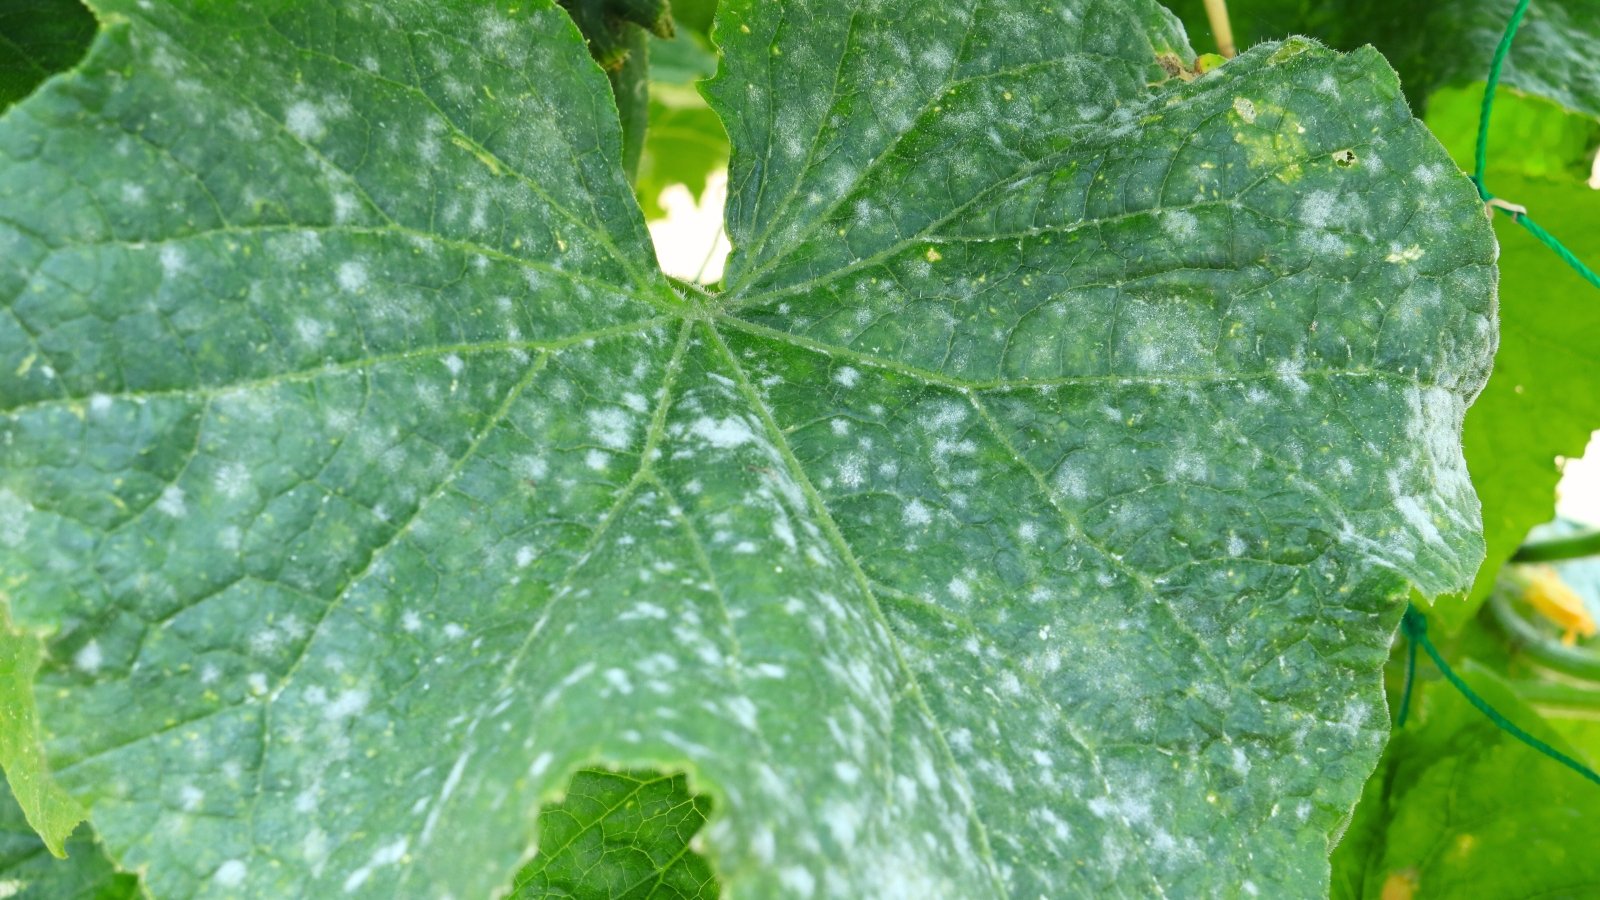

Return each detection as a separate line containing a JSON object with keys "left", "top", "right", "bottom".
{"left": 1521, "top": 566, "right": 1599, "bottom": 646}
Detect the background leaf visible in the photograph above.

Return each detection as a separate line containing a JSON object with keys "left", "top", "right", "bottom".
{"left": 0, "top": 0, "right": 97, "bottom": 112}
{"left": 1169, "top": 0, "right": 1600, "bottom": 119}
{"left": 634, "top": 27, "right": 728, "bottom": 222}
{"left": 0, "top": 771, "right": 138, "bottom": 899}
{"left": 1329, "top": 664, "right": 1600, "bottom": 899}
{"left": 0, "top": 0, "right": 1498, "bottom": 896}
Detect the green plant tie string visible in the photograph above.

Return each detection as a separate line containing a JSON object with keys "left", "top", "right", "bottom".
{"left": 1398, "top": 606, "right": 1600, "bottom": 787}
{"left": 1396, "top": 617, "right": 1420, "bottom": 727}
{"left": 1471, "top": 0, "right": 1600, "bottom": 290}
{"left": 1394, "top": 0, "right": 1600, "bottom": 788}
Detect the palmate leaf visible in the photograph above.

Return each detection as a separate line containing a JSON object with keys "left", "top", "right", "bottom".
{"left": 1173, "top": 0, "right": 1600, "bottom": 630}
{"left": 0, "top": 1, "right": 1496, "bottom": 897}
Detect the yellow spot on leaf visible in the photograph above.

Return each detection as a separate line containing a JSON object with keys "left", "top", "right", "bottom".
{"left": 925, "top": 247, "right": 943, "bottom": 263}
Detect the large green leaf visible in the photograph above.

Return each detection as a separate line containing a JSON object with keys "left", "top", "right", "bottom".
{"left": 1174, "top": 0, "right": 1600, "bottom": 632}
{"left": 1330, "top": 664, "right": 1600, "bottom": 899}
{"left": 0, "top": 1, "right": 1497, "bottom": 897}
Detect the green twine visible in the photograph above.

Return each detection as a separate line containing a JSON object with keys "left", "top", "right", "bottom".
{"left": 1471, "top": 0, "right": 1600, "bottom": 290}
{"left": 1397, "top": 0, "right": 1600, "bottom": 788}
{"left": 1396, "top": 617, "right": 1420, "bottom": 727}
{"left": 1398, "top": 606, "right": 1600, "bottom": 787}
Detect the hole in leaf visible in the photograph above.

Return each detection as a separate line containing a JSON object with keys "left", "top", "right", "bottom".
{"left": 0, "top": 0, "right": 97, "bottom": 113}
{"left": 514, "top": 767, "right": 719, "bottom": 898}
{"left": 1333, "top": 148, "right": 1359, "bottom": 167}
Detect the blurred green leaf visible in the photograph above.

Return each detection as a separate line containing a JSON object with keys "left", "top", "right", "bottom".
{"left": 0, "top": 0, "right": 96, "bottom": 111}
{"left": 635, "top": 28, "right": 727, "bottom": 220}
{"left": 1331, "top": 663, "right": 1600, "bottom": 899}
{"left": 0, "top": 771, "right": 138, "bottom": 900}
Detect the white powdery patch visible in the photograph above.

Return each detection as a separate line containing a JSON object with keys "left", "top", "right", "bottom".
{"left": 285, "top": 101, "right": 325, "bottom": 141}
{"left": 586, "top": 408, "right": 633, "bottom": 450}
{"left": 833, "top": 366, "right": 861, "bottom": 388}
{"left": 902, "top": 499, "right": 932, "bottom": 527}
{"left": 155, "top": 485, "right": 187, "bottom": 517}
{"left": 527, "top": 752, "right": 555, "bottom": 779}
{"left": 1161, "top": 210, "right": 1197, "bottom": 240}
{"left": 821, "top": 799, "right": 865, "bottom": 846}
{"left": 1052, "top": 462, "right": 1089, "bottom": 500}
{"left": 213, "top": 860, "right": 247, "bottom": 888}
{"left": 294, "top": 317, "right": 327, "bottom": 348}
{"left": 179, "top": 785, "right": 205, "bottom": 811}
{"left": 689, "top": 415, "right": 757, "bottom": 449}
{"left": 1088, "top": 791, "right": 1154, "bottom": 827}
{"left": 1275, "top": 358, "right": 1311, "bottom": 396}
{"left": 214, "top": 461, "right": 253, "bottom": 499}
{"left": 1405, "top": 385, "right": 1473, "bottom": 499}
{"left": 1335, "top": 698, "right": 1371, "bottom": 735}
{"left": 419, "top": 752, "right": 470, "bottom": 844}
{"left": 1299, "top": 189, "right": 1339, "bottom": 229}
{"left": 779, "top": 867, "right": 816, "bottom": 896}
{"left": 337, "top": 261, "right": 369, "bottom": 293}
{"left": 1376, "top": 385, "right": 1475, "bottom": 569}
{"left": 341, "top": 838, "right": 408, "bottom": 893}
{"left": 1231, "top": 746, "right": 1252, "bottom": 776}
{"left": 323, "top": 688, "right": 369, "bottom": 722}
{"left": 836, "top": 454, "right": 865, "bottom": 488}
{"left": 73, "top": 640, "right": 104, "bottom": 674}
{"left": 333, "top": 193, "right": 359, "bottom": 224}
{"left": 159, "top": 245, "right": 187, "bottom": 278}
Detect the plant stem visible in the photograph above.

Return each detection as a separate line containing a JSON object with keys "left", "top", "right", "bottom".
{"left": 608, "top": 26, "right": 650, "bottom": 183}
{"left": 1203, "top": 0, "right": 1236, "bottom": 58}
{"left": 1513, "top": 529, "right": 1600, "bottom": 563}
